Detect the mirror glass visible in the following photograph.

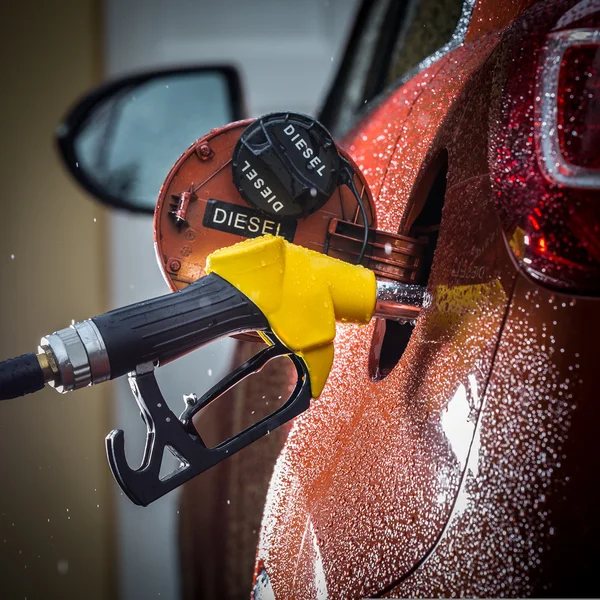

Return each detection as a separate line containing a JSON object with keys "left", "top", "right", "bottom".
{"left": 69, "top": 71, "right": 235, "bottom": 212}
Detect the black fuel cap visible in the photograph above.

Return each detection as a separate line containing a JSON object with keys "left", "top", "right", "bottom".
{"left": 232, "top": 112, "right": 341, "bottom": 219}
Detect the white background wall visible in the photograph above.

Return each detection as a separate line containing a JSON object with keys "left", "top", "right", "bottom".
{"left": 103, "top": 1, "right": 360, "bottom": 598}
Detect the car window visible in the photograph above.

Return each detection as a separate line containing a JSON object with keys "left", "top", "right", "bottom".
{"left": 321, "top": 0, "right": 467, "bottom": 137}
{"left": 385, "top": 0, "right": 464, "bottom": 84}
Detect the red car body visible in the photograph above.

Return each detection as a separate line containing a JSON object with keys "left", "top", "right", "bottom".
{"left": 252, "top": 0, "right": 600, "bottom": 597}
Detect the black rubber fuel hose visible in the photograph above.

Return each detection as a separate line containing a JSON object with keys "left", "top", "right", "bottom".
{"left": 0, "top": 353, "right": 45, "bottom": 401}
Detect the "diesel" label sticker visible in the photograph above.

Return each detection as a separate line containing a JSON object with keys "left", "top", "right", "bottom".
{"left": 202, "top": 199, "right": 297, "bottom": 242}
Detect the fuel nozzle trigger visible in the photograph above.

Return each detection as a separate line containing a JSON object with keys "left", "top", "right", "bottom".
{"left": 107, "top": 332, "right": 311, "bottom": 507}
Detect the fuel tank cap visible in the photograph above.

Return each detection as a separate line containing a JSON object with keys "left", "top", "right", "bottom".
{"left": 232, "top": 112, "right": 340, "bottom": 219}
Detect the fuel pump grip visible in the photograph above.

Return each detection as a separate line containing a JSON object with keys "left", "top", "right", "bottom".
{"left": 0, "top": 235, "right": 426, "bottom": 504}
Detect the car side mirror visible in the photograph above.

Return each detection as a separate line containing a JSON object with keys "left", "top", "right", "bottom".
{"left": 56, "top": 66, "right": 243, "bottom": 213}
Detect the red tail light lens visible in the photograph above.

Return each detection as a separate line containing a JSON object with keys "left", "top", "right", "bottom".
{"left": 492, "top": 20, "right": 600, "bottom": 295}
{"left": 537, "top": 29, "right": 600, "bottom": 189}
{"left": 557, "top": 44, "right": 600, "bottom": 170}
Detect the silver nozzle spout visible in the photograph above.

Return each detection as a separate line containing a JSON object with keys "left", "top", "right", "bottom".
{"left": 374, "top": 280, "right": 430, "bottom": 322}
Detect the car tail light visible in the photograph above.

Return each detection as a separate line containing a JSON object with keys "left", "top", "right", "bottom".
{"left": 493, "top": 21, "right": 600, "bottom": 295}
{"left": 537, "top": 29, "right": 600, "bottom": 188}
{"left": 557, "top": 44, "right": 600, "bottom": 169}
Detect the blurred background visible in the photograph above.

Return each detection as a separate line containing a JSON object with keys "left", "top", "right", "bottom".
{"left": 0, "top": 0, "right": 360, "bottom": 598}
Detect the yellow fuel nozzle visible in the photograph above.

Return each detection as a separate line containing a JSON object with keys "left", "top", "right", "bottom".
{"left": 206, "top": 235, "right": 377, "bottom": 397}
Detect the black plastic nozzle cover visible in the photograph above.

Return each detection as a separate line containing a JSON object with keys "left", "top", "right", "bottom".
{"left": 92, "top": 273, "right": 269, "bottom": 380}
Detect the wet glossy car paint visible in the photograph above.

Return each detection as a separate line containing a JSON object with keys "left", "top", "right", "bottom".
{"left": 254, "top": 0, "right": 600, "bottom": 597}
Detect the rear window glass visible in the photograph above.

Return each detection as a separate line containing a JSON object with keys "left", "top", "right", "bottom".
{"left": 385, "top": 0, "right": 465, "bottom": 85}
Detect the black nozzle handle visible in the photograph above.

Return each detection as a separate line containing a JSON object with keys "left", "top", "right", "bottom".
{"left": 0, "top": 353, "right": 46, "bottom": 401}
{"left": 93, "top": 272, "right": 270, "bottom": 380}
